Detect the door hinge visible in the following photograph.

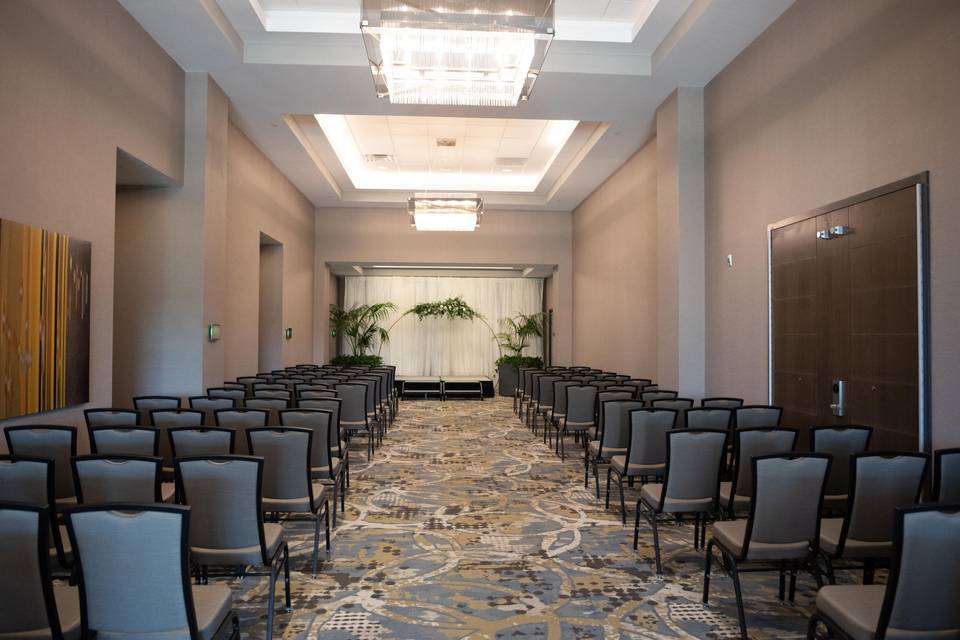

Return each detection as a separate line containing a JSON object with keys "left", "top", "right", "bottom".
{"left": 817, "top": 229, "right": 832, "bottom": 240}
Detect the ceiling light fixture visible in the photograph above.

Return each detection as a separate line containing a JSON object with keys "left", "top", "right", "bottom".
{"left": 408, "top": 192, "right": 483, "bottom": 231}
{"left": 360, "top": 1, "right": 555, "bottom": 107}
{"left": 369, "top": 265, "right": 518, "bottom": 270}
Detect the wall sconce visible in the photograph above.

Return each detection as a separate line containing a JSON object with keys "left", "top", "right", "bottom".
{"left": 285, "top": 327, "right": 293, "bottom": 340}
{"left": 207, "top": 323, "right": 221, "bottom": 342}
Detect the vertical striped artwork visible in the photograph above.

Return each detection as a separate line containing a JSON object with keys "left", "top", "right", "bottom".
{"left": 0, "top": 218, "right": 90, "bottom": 419}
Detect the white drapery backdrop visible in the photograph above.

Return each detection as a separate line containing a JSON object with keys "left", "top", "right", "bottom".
{"left": 343, "top": 276, "right": 543, "bottom": 377}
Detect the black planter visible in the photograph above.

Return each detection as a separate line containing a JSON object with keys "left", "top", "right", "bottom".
{"left": 498, "top": 363, "right": 519, "bottom": 397}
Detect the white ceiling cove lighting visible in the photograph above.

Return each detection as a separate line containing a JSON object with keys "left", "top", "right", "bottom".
{"left": 408, "top": 193, "right": 483, "bottom": 231}
{"left": 360, "top": 1, "right": 555, "bottom": 107}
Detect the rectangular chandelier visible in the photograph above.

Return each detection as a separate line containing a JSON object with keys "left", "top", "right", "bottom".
{"left": 360, "top": 1, "right": 555, "bottom": 107}
{"left": 408, "top": 193, "right": 483, "bottom": 231}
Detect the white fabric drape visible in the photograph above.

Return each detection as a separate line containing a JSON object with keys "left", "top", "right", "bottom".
{"left": 343, "top": 276, "right": 543, "bottom": 377}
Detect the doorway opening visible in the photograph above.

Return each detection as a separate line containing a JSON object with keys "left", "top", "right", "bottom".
{"left": 258, "top": 233, "right": 283, "bottom": 372}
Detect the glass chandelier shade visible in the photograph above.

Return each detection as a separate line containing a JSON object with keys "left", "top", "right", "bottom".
{"left": 361, "top": 1, "right": 555, "bottom": 107}
{"left": 408, "top": 193, "right": 484, "bottom": 231}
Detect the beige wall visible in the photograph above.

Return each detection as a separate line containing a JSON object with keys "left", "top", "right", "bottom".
{"left": 314, "top": 208, "right": 573, "bottom": 365}
{"left": 0, "top": 0, "right": 184, "bottom": 437}
{"left": 225, "top": 123, "right": 316, "bottom": 379}
{"left": 572, "top": 141, "right": 659, "bottom": 378}
{"left": 704, "top": 0, "right": 960, "bottom": 447}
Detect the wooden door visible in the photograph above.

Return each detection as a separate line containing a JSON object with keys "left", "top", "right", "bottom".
{"left": 771, "top": 183, "right": 924, "bottom": 450}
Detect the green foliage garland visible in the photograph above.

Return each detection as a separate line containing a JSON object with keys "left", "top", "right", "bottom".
{"left": 409, "top": 296, "right": 480, "bottom": 321}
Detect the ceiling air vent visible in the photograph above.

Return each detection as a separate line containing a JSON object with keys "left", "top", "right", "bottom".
{"left": 436, "top": 138, "right": 457, "bottom": 148}
{"left": 495, "top": 157, "right": 527, "bottom": 167}
{"left": 363, "top": 153, "right": 395, "bottom": 163}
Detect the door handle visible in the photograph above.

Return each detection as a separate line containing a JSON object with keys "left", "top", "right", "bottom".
{"left": 830, "top": 379, "right": 846, "bottom": 417}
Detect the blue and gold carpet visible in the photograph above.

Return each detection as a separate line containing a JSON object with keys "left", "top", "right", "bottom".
{"left": 230, "top": 398, "right": 818, "bottom": 639}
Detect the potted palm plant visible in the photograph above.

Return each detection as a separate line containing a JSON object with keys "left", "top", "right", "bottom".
{"left": 495, "top": 312, "right": 545, "bottom": 396}
{"left": 328, "top": 302, "right": 397, "bottom": 367}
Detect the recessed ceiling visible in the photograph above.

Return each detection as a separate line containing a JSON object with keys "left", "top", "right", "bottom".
{"left": 120, "top": 0, "right": 797, "bottom": 211}
{"left": 315, "top": 115, "right": 578, "bottom": 192}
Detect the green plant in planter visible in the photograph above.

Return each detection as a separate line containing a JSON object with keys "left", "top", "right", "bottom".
{"left": 330, "top": 354, "right": 383, "bottom": 367}
{"left": 495, "top": 313, "right": 545, "bottom": 359}
{"left": 495, "top": 354, "right": 544, "bottom": 369}
{"left": 329, "top": 302, "right": 397, "bottom": 356}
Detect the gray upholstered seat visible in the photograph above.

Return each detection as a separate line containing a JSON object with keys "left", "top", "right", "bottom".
{"left": 934, "top": 448, "right": 960, "bottom": 502}
{"left": 636, "top": 429, "right": 727, "bottom": 574}
{"left": 734, "top": 405, "right": 783, "bottom": 428}
{"left": 721, "top": 427, "right": 798, "bottom": 517}
{"left": 88, "top": 426, "right": 159, "bottom": 457}
{"left": 819, "top": 452, "right": 928, "bottom": 583}
{"left": 72, "top": 455, "right": 162, "bottom": 504}
{"left": 605, "top": 407, "right": 675, "bottom": 523}
{"left": 244, "top": 398, "right": 289, "bottom": 426}
{"left": 640, "top": 390, "right": 678, "bottom": 406}
{"left": 168, "top": 427, "right": 235, "bottom": 458}
{"left": 176, "top": 455, "right": 288, "bottom": 639}
{"left": 133, "top": 395, "right": 181, "bottom": 424}
{"left": 809, "top": 505, "right": 960, "bottom": 640}
{"left": 188, "top": 396, "right": 237, "bottom": 425}
{"left": 207, "top": 387, "right": 246, "bottom": 406}
{"left": 685, "top": 408, "right": 734, "bottom": 431}
{"left": 64, "top": 504, "right": 238, "bottom": 640}
{"left": 4, "top": 426, "right": 78, "bottom": 506}
{"left": 84, "top": 408, "right": 139, "bottom": 428}
{"left": 650, "top": 398, "right": 694, "bottom": 428}
{"left": 704, "top": 454, "right": 831, "bottom": 639}
{"left": 700, "top": 397, "right": 744, "bottom": 410}
{"left": 811, "top": 425, "right": 873, "bottom": 511}
{"left": 0, "top": 503, "right": 81, "bottom": 639}
{"left": 214, "top": 408, "right": 268, "bottom": 455}
{"left": 248, "top": 428, "right": 331, "bottom": 576}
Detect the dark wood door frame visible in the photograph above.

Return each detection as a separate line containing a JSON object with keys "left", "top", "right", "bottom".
{"left": 767, "top": 172, "right": 931, "bottom": 451}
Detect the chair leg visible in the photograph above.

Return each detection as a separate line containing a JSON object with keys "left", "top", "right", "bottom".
{"left": 594, "top": 459, "right": 601, "bottom": 500}
{"left": 340, "top": 471, "right": 346, "bottom": 513}
{"left": 702, "top": 538, "right": 715, "bottom": 604}
{"left": 730, "top": 560, "right": 748, "bottom": 639}
{"left": 283, "top": 542, "right": 292, "bottom": 612}
{"left": 633, "top": 501, "right": 643, "bottom": 550}
{"left": 617, "top": 474, "right": 627, "bottom": 526}
{"left": 788, "top": 566, "right": 798, "bottom": 603}
{"left": 824, "top": 554, "right": 837, "bottom": 585}
{"left": 266, "top": 565, "right": 277, "bottom": 640}
{"left": 604, "top": 467, "right": 612, "bottom": 508}
{"left": 807, "top": 613, "right": 822, "bottom": 640}
{"left": 325, "top": 499, "right": 332, "bottom": 553}
{"left": 651, "top": 510, "right": 662, "bottom": 576}
{"left": 331, "top": 481, "right": 338, "bottom": 529}
{"left": 863, "top": 560, "right": 875, "bottom": 585}
{"left": 583, "top": 448, "right": 590, "bottom": 488}
{"left": 312, "top": 512, "right": 320, "bottom": 577}
{"left": 778, "top": 562, "right": 786, "bottom": 601}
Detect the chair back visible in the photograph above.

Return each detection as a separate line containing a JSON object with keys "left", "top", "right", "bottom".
{"left": 735, "top": 405, "right": 783, "bottom": 428}
{"left": 72, "top": 456, "right": 161, "bottom": 504}
{"left": 335, "top": 384, "right": 367, "bottom": 424}
{"left": 299, "top": 389, "right": 337, "bottom": 401}
{"left": 132, "top": 396, "right": 181, "bottom": 424}
{"left": 625, "top": 408, "right": 677, "bottom": 469}
{"left": 207, "top": 387, "right": 246, "bottom": 405}
{"left": 843, "top": 453, "right": 928, "bottom": 545}
{"left": 247, "top": 428, "right": 313, "bottom": 503}
{"left": 214, "top": 409, "right": 268, "bottom": 454}
{"left": 168, "top": 427, "right": 235, "bottom": 458}
{"left": 175, "top": 456, "right": 267, "bottom": 561}
{"left": 650, "top": 398, "right": 694, "bottom": 427}
{"left": 4, "top": 426, "right": 77, "bottom": 500}
{"left": 660, "top": 429, "right": 727, "bottom": 512}
{"left": 84, "top": 408, "right": 138, "bottom": 428}
{"left": 89, "top": 426, "right": 159, "bottom": 457}
{"left": 188, "top": 396, "right": 236, "bottom": 424}
{"left": 65, "top": 504, "right": 198, "bottom": 637}
{"left": 150, "top": 409, "right": 205, "bottom": 427}
{"left": 295, "top": 384, "right": 329, "bottom": 397}
{"left": 878, "top": 504, "right": 960, "bottom": 636}
{"left": 244, "top": 398, "right": 288, "bottom": 425}
{"left": 731, "top": 427, "right": 799, "bottom": 499}
{"left": 934, "top": 448, "right": 960, "bottom": 502}
{"left": 537, "top": 376, "right": 561, "bottom": 408}
{"left": 279, "top": 410, "right": 333, "bottom": 471}
{"left": 597, "top": 399, "right": 643, "bottom": 455}
{"left": 552, "top": 380, "right": 576, "bottom": 415}
{"left": 253, "top": 389, "right": 292, "bottom": 402}
{"left": 701, "top": 397, "right": 744, "bottom": 410}
{"left": 811, "top": 425, "right": 873, "bottom": 496}
{"left": 565, "top": 385, "right": 597, "bottom": 424}
{"left": 641, "top": 390, "right": 678, "bottom": 406}
{"left": 0, "top": 456, "right": 54, "bottom": 505}
{"left": 0, "top": 503, "right": 60, "bottom": 637}
{"left": 685, "top": 408, "right": 734, "bottom": 431}
{"left": 529, "top": 373, "right": 546, "bottom": 403}
{"left": 253, "top": 383, "right": 286, "bottom": 393}
{"left": 743, "top": 454, "right": 830, "bottom": 559}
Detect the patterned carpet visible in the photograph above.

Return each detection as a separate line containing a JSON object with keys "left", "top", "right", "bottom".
{"left": 229, "top": 398, "right": 820, "bottom": 639}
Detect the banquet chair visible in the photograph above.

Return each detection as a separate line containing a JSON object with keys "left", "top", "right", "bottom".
{"left": 169, "top": 427, "right": 236, "bottom": 458}
{"left": 555, "top": 385, "right": 596, "bottom": 461}
{"left": 819, "top": 452, "right": 928, "bottom": 585}
{"left": 533, "top": 375, "right": 561, "bottom": 437}
{"left": 189, "top": 396, "right": 237, "bottom": 425}
{"left": 299, "top": 389, "right": 337, "bottom": 401}
{"left": 514, "top": 366, "right": 530, "bottom": 414}
{"left": 934, "top": 448, "right": 960, "bottom": 502}
{"left": 636, "top": 429, "right": 727, "bottom": 575}
{"left": 88, "top": 425, "right": 159, "bottom": 457}
{"left": 279, "top": 409, "right": 345, "bottom": 526}
{"left": 151, "top": 409, "right": 205, "bottom": 478}
{"left": 0, "top": 455, "right": 71, "bottom": 572}
{"left": 253, "top": 383, "right": 287, "bottom": 393}
{"left": 701, "top": 397, "right": 744, "bottom": 410}
{"left": 4, "top": 425, "right": 77, "bottom": 507}
{"left": 83, "top": 408, "right": 138, "bottom": 428}
{"left": 808, "top": 503, "right": 960, "bottom": 640}
{"left": 214, "top": 408, "right": 268, "bottom": 454}
{"left": 64, "top": 503, "right": 239, "bottom": 640}
{"left": 335, "top": 383, "right": 375, "bottom": 462}
{"left": 133, "top": 395, "right": 181, "bottom": 425}
{"left": 0, "top": 502, "right": 80, "bottom": 639}
{"left": 650, "top": 398, "right": 695, "bottom": 428}
{"left": 811, "top": 425, "right": 873, "bottom": 512}
{"left": 248, "top": 427, "right": 331, "bottom": 576}
{"left": 721, "top": 427, "right": 799, "bottom": 518}
{"left": 207, "top": 386, "right": 246, "bottom": 406}
{"left": 352, "top": 377, "right": 384, "bottom": 443}
{"left": 254, "top": 389, "right": 292, "bottom": 402}
{"left": 524, "top": 372, "right": 546, "bottom": 429}
{"left": 244, "top": 398, "right": 289, "bottom": 426}
{"left": 588, "top": 398, "right": 643, "bottom": 499}
{"left": 640, "top": 390, "right": 678, "bottom": 406}
{"left": 606, "top": 407, "right": 676, "bottom": 523}
{"left": 546, "top": 380, "right": 576, "bottom": 449}
{"left": 704, "top": 454, "right": 831, "bottom": 638}
{"left": 176, "top": 455, "right": 286, "bottom": 639}
{"left": 735, "top": 405, "right": 783, "bottom": 428}
{"left": 685, "top": 407, "right": 734, "bottom": 432}
{"left": 71, "top": 455, "right": 167, "bottom": 504}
